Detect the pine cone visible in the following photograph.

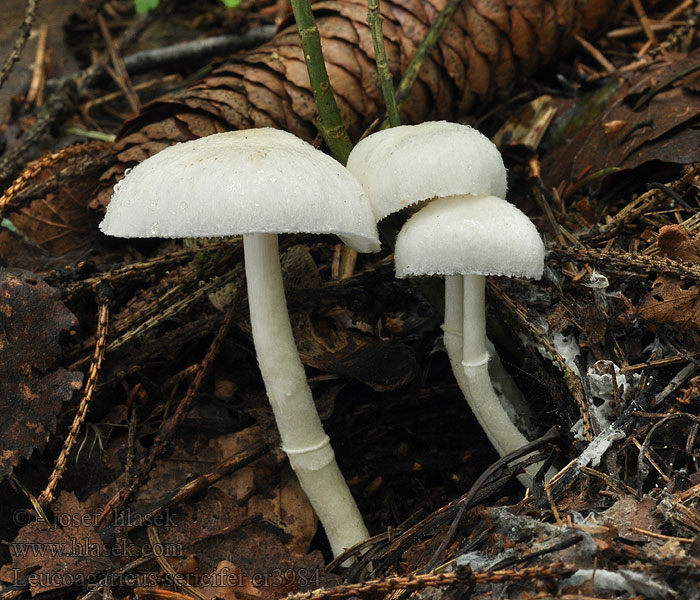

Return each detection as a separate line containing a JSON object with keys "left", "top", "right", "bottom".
{"left": 95, "top": 0, "right": 622, "bottom": 207}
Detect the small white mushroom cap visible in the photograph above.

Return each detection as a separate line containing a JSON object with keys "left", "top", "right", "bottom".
{"left": 100, "top": 128, "right": 380, "bottom": 253}
{"left": 346, "top": 121, "right": 507, "bottom": 221}
{"left": 394, "top": 195, "right": 544, "bottom": 279}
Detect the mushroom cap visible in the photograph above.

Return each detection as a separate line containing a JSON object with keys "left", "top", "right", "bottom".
{"left": 100, "top": 128, "right": 380, "bottom": 253}
{"left": 346, "top": 121, "right": 507, "bottom": 221}
{"left": 394, "top": 195, "right": 544, "bottom": 279}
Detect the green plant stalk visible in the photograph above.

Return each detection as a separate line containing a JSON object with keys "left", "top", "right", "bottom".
{"left": 66, "top": 126, "right": 117, "bottom": 143}
{"left": 369, "top": 0, "right": 464, "bottom": 295}
{"left": 367, "top": 0, "right": 400, "bottom": 128}
{"left": 394, "top": 0, "right": 463, "bottom": 110}
{"left": 290, "top": 0, "right": 354, "bottom": 164}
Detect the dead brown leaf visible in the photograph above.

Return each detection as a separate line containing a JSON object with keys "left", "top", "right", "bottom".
{"left": 282, "top": 246, "right": 418, "bottom": 390}
{"left": 199, "top": 552, "right": 335, "bottom": 600}
{"left": 9, "top": 492, "right": 110, "bottom": 596}
{"left": 0, "top": 142, "right": 113, "bottom": 271}
{"left": 83, "top": 427, "right": 317, "bottom": 575}
{"left": 137, "top": 471, "right": 318, "bottom": 584}
{"left": 293, "top": 311, "right": 419, "bottom": 391}
{"left": 639, "top": 225, "right": 700, "bottom": 334}
{"left": 544, "top": 52, "right": 700, "bottom": 190}
{"left": 600, "top": 495, "right": 661, "bottom": 542}
{"left": 0, "top": 268, "right": 82, "bottom": 480}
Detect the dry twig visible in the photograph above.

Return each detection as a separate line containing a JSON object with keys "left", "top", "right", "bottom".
{"left": 285, "top": 564, "right": 575, "bottom": 600}
{"left": 25, "top": 23, "right": 48, "bottom": 106}
{"left": 552, "top": 246, "right": 700, "bottom": 282}
{"left": 38, "top": 284, "right": 112, "bottom": 506}
{"left": 96, "top": 13, "right": 141, "bottom": 114}
{"left": 0, "top": 0, "right": 38, "bottom": 89}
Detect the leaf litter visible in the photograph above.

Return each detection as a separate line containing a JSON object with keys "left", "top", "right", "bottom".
{"left": 0, "top": 269, "right": 82, "bottom": 481}
{"left": 3, "top": 1, "right": 700, "bottom": 599}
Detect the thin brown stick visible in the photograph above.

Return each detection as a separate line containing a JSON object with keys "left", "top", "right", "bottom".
{"left": 0, "top": 0, "right": 38, "bottom": 89}
{"left": 544, "top": 480, "right": 563, "bottom": 526}
{"left": 574, "top": 33, "right": 615, "bottom": 74}
{"left": 628, "top": 355, "right": 700, "bottom": 375}
{"left": 148, "top": 527, "right": 208, "bottom": 600}
{"left": 631, "top": 0, "right": 658, "bottom": 49}
{"left": 285, "top": 564, "right": 576, "bottom": 600}
{"left": 339, "top": 247, "right": 358, "bottom": 279}
{"left": 679, "top": 481, "right": 700, "bottom": 502}
{"left": 38, "top": 288, "right": 111, "bottom": 506}
{"left": 632, "top": 437, "right": 671, "bottom": 483}
{"left": 629, "top": 527, "right": 694, "bottom": 543}
{"left": 82, "top": 74, "right": 181, "bottom": 113}
{"left": 663, "top": 0, "right": 695, "bottom": 21}
{"left": 606, "top": 22, "right": 676, "bottom": 39}
{"left": 584, "top": 56, "right": 653, "bottom": 82}
{"left": 26, "top": 23, "right": 48, "bottom": 106}
{"left": 604, "top": 0, "right": 693, "bottom": 41}
{"left": 552, "top": 245, "right": 700, "bottom": 282}
{"left": 579, "top": 466, "right": 637, "bottom": 495}
{"left": 96, "top": 13, "right": 141, "bottom": 114}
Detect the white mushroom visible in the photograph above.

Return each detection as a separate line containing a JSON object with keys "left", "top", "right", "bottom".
{"left": 100, "top": 128, "right": 379, "bottom": 557}
{"left": 395, "top": 195, "right": 546, "bottom": 482}
{"left": 348, "top": 121, "right": 548, "bottom": 485}
{"left": 347, "top": 121, "right": 506, "bottom": 222}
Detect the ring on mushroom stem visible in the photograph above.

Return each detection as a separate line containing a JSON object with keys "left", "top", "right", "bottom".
{"left": 395, "top": 194, "right": 548, "bottom": 485}
{"left": 348, "top": 121, "right": 549, "bottom": 486}
{"left": 100, "top": 128, "right": 379, "bottom": 557}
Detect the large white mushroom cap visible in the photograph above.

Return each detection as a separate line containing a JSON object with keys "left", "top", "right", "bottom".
{"left": 346, "top": 121, "right": 507, "bottom": 221}
{"left": 394, "top": 195, "right": 544, "bottom": 279}
{"left": 100, "top": 128, "right": 380, "bottom": 253}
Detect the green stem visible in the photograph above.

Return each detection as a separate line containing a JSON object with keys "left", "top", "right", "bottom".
{"left": 367, "top": 0, "right": 400, "bottom": 127}
{"left": 369, "top": 0, "right": 463, "bottom": 298}
{"left": 290, "top": 0, "right": 353, "bottom": 164}
{"left": 393, "top": 0, "right": 463, "bottom": 110}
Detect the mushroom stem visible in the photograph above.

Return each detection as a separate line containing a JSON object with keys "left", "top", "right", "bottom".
{"left": 462, "top": 274, "right": 489, "bottom": 367}
{"left": 243, "top": 233, "right": 369, "bottom": 557}
{"left": 443, "top": 273, "right": 541, "bottom": 486}
{"left": 442, "top": 274, "right": 463, "bottom": 365}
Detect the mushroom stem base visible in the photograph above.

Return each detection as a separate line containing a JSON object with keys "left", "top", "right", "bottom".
{"left": 444, "top": 275, "right": 552, "bottom": 487}
{"left": 244, "top": 233, "right": 368, "bottom": 557}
